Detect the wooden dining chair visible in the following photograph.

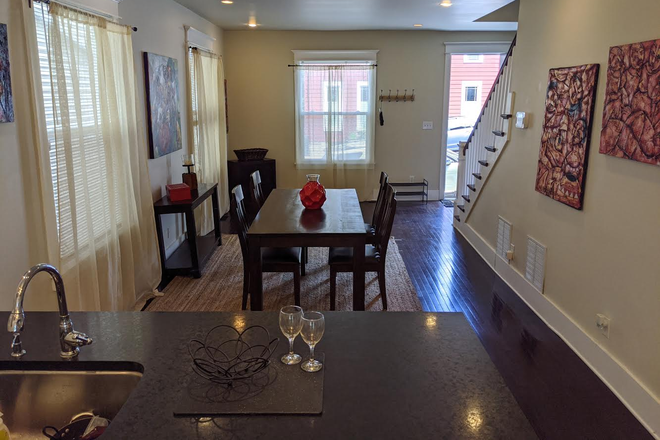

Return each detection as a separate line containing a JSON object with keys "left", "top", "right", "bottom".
{"left": 249, "top": 170, "right": 266, "bottom": 209}
{"left": 329, "top": 184, "right": 397, "bottom": 310}
{"left": 232, "top": 185, "right": 303, "bottom": 310}
{"left": 366, "top": 172, "right": 389, "bottom": 245}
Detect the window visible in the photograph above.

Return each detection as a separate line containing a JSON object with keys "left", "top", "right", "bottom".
{"left": 293, "top": 50, "right": 377, "bottom": 166}
{"left": 34, "top": 3, "right": 122, "bottom": 257}
{"left": 463, "top": 54, "right": 484, "bottom": 63}
{"left": 465, "top": 86, "right": 478, "bottom": 102}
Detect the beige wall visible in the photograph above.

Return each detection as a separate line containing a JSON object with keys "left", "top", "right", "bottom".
{"left": 119, "top": 0, "right": 223, "bottom": 256}
{"left": 469, "top": 0, "right": 660, "bottom": 399}
{"left": 223, "top": 30, "right": 514, "bottom": 199}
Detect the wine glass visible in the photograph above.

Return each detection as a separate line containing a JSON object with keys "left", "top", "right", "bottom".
{"left": 300, "top": 311, "right": 325, "bottom": 372}
{"left": 279, "top": 305, "right": 303, "bottom": 365}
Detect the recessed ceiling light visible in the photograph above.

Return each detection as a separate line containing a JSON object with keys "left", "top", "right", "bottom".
{"left": 413, "top": 24, "right": 423, "bottom": 27}
{"left": 247, "top": 16, "right": 258, "bottom": 27}
{"left": 221, "top": 0, "right": 233, "bottom": 4}
{"left": 440, "top": 0, "right": 452, "bottom": 6}
{"left": 248, "top": 23, "right": 257, "bottom": 27}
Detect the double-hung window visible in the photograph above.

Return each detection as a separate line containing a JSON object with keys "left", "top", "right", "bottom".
{"left": 293, "top": 50, "right": 377, "bottom": 167}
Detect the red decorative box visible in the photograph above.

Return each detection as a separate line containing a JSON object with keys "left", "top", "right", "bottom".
{"left": 166, "top": 183, "right": 192, "bottom": 202}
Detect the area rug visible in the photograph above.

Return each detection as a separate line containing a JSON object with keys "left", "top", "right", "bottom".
{"left": 146, "top": 235, "right": 422, "bottom": 312}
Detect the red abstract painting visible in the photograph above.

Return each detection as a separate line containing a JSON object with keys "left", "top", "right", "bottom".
{"left": 600, "top": 39, "right": 660, "bottom": 166}
{"left": 536, "top": 64, "right": 600, "bottom": 210}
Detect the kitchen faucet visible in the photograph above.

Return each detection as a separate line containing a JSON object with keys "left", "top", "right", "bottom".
{"left": 7, "top": 264, "right": 92, "bottom": 359}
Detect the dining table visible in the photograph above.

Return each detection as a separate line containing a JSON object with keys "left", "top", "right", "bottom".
{"left": 247, "top": 188, "right": 367, "bottom": 311}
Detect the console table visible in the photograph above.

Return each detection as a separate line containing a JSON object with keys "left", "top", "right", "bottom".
{"left": 153, "top": 183, "right": 221, "bottom": 281}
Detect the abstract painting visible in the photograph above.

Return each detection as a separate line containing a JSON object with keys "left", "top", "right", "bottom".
{"left": 144, "top": 52, "right": 182, "bottom": 158}
{"left": 535, "top": 64, "right": 599, "bottom": 210}
{"left": 600, "top": 39, "right": 660, "bottom": 166}
{"left": 0, "top": 23, "right": 14, "bottom": 123}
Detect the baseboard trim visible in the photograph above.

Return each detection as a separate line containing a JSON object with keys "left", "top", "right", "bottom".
{"left": 454, "top": 220, "right": 660, "bottom": 439}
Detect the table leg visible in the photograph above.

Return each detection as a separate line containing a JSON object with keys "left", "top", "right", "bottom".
{"left": 352, "top": 240, "right": 366, "bottom": 311}
{"left": 248, "top": 239, "right": 263, "bottom": 311}
{"left": 211, "top": 188, "right": 222, "bottom": 246}
{"left": 154, "top": 213, "right": 167, "bottom": 280}
{"left": 185, "top": 209, "right": 201, "bottom": 278}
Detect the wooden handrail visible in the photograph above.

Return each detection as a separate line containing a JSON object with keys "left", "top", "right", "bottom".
{"left": 462, "top": 34, "right": 517, "bottom": 156}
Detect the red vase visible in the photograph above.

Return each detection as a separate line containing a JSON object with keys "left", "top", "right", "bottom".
{"left": 299, "top": 174, "right": 327, "bottom": 210}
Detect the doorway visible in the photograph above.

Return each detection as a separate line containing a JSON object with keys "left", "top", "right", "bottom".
{"left": 441, "top": 45, "right": 509, "bottom": 200}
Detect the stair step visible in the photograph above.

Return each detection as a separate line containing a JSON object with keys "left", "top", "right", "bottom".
{"left": 492, "top": 130, "right": 506, "bottom": 137}
{"left": 501, "top": 114, "right": 513, "bottom": 119}
{"left": 478, "top": 160, "right": 489, "bottom": 167}
{"left": 462, "top": 194, "right": 471, "bottom": 203}
{"left": 456, "top": 204, "right": 465, "bottom": 212}
{"left": 485, "top": 146, "right": 497, "bottom": 152}
{"left": 454, "top": 215, "right": 461, "bottom": 222}
{"left": 467, "top": 184, "right": 477, "bottom": 192}
{"left": 472, "top": 173, "right": 482, "bottom": 180}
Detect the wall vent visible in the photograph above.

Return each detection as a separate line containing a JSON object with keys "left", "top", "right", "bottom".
{"left": 496, "top": 216, "right": 512, "bottom": 261}
{"left": 526, "top": 236, "right": 546, "bottom": 293}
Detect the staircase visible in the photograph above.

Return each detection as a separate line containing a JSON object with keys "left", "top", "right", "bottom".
{"left": 454, "top": 36, "right": 517, "bottom": 224}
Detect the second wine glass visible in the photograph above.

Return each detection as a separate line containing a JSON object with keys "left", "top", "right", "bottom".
{"left": 300, "top": 311, "right": 325, "bottom": 372}
{"left": 279, "top": 305, "right": 303, "bottom": 365}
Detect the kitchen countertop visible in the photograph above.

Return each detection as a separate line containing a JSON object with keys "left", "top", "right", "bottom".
{"left": 0, "top": 311, "right": 536, "bottom": 439}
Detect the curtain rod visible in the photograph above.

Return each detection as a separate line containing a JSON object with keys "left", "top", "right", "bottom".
{"left": 288, "top": 64, "right": 378, "bottom": 68}
{"left": 30, "top": 0, "right": 138, "bottom": 32}
{"left": 188, "top": 45, "right": 220, "bottom": 57}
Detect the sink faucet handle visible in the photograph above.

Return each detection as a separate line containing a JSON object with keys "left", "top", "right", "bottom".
{"left": 11, "top": 332, "right": 26, "bottom": 358}
{"left": 63, "top": 331, "right": 93, "bottom": 347}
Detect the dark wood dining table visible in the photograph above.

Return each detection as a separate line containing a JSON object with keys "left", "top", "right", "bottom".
{"left": 247, "top": 188, "right": 367, "bottom": 311}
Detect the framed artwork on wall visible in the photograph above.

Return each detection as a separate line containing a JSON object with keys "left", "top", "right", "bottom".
{"left": 0, "top": 23, "right": 14, "bottom": 123}
{"left": 600, "top": 39, "right": 660, "bottom": 166}
{"left": 144, "top": 52, "right": 183, "bottom": 158}
{"left": 535, "top": 63, "right": 600, "bottom": 210}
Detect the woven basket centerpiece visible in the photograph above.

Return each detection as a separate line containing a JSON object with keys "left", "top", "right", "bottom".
{"left": 234, "top": 148, "right": 268, "bottom": 161}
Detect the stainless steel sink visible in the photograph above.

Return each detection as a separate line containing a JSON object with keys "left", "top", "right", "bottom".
{"left": 0, "top": 361, "right": 143, "bottom": 439}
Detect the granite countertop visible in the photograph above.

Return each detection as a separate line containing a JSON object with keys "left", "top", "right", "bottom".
{"left": 0, "top": 311, "right": 536, "bottom": 439}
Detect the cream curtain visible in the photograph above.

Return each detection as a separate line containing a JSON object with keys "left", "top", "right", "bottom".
{"left": 26, "top": 2, "right": 161, "bottom": 311}
{"left": 189, "top": 48, "right": 229, "bottom": 235}
{"left": 293, "top": 63, "right": 377, "bottom": 200}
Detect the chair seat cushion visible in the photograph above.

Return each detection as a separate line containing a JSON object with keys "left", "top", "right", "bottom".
{"left": 262, "top": 247, "right": 302, "bottom": 264}
{"left": 329, "top": 245, "right": 380, "bottom": 265}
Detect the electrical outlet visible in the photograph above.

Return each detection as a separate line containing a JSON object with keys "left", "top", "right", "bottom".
{"left": 596, "top": 314, "right": 610, "bottom": 338}
{"left": 506, "top": 244, "right": 515, "bottom": 263}
{"left": 409, "top": 175, "right": 415, "bottom": 182}
{"left": 422, "top": 121, "right": 433, "bottom": 130}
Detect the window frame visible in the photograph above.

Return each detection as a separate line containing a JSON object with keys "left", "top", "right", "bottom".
{"left": 463, "top": 54, "right": 484, "bottom": 63}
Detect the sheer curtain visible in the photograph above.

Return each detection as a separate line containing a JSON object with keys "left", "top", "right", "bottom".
{"left": 27, "top": 2, "right": 161, "bottom": 311}
{"left": 188, "top": 48, "right": 229, "bottom": 235}
{"left": 293, "top": 53, "right": 377, "bottom": 200}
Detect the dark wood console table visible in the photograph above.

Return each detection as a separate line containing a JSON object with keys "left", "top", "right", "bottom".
{"left": 153, "top": 183, "right": 221, "bottom": 280}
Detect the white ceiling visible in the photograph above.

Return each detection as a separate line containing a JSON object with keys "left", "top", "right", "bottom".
{"left": 173, "top": 0, "right": 519, "bottom": 32}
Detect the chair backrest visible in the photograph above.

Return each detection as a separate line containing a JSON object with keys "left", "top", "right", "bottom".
{"left": 371, "top": 171, "right": 389, "bottom": 228}
{"left": 249, "top": 170, "right": 266, "bottom": 209}
{"left": 231, "top": 185, "right": 249, "bottom": 261}
{"left": 376, "top": 184, "right": 397, "bottom": 261}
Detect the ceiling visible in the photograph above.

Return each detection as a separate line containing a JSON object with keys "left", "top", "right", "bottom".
{"left": 173, "top": 0, "right": 519, "bottom": 32}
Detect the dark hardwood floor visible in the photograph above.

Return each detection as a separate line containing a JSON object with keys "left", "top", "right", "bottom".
{"left": 377, "top": 201, "right": 651, "bottom": 440}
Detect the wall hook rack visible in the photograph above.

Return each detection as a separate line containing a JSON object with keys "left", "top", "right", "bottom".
{"left": 379, "top": 88, "right": 415, "bottom": 103}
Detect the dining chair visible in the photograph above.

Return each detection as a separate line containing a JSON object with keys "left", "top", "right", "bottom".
{"left": 249, "top": 170, "right": 307, "bottom": 273}
{"left": 366, "top": 172, "right": 389, "bottom": 245}
{"left": 232, "top": 185, "right": 303, "bottom": 310}
{"left": 329, "top": 184, "right": 397, "bottom": 311}
{"left": 249, "top": 170, "right": 266, "bottom": 209}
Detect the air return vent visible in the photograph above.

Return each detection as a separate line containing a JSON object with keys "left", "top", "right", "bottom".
{"left": 496, "top": 216, "right": 512, "bottom": 261}
{"left": 526, "top": 236, "right": 546, "bottom": 293}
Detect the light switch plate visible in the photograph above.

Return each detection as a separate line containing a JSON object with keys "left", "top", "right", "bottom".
{"left": 515, "top": 112, "right": 527, "bottom": 129}
{"left": 422, "top": 121, "right": 433, "bottom": 130}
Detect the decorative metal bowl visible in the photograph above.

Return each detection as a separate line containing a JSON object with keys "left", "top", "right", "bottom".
{"left": 234, "top": 148, "right": 268, "bottom": 161}
{"left": 188, "top": 325, "right": 279, "bottom": 386}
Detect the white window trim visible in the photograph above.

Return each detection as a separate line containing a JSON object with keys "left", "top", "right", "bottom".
{"left": 463, "top": 54, "right": 484, "bottom": 63}
{"left": 462, "top": 81, "right": 482, "bottom": 103}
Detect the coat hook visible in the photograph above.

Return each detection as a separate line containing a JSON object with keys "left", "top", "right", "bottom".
{"left": 388, "top": 90, "right": 391, "bottom": 102}
{"left": 380, "top": 89, "right": 383, "bottom": 102}
{"left": 412, "top": 88, "right": 415, "bottom": 101}
{"left": 396, "top": 89, "right": 399, "bottom": 102}
{"left": 403, "top": 89, "right": 407, "bottom": 102}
